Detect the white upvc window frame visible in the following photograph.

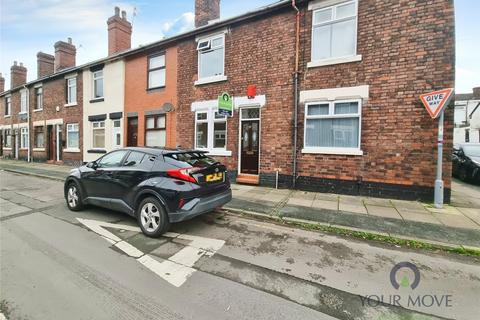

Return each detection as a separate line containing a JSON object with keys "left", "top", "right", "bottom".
{"left": 194, "top": 108, "right": 231, "bottom": 156}
{"left": 92, "top": 121, "right": 106, "bottom": 149}
{"left": 20, "top": 127, "right": 29, "bottom": 149}
{"left": 308, "top": 0, "right": 361, "bottom": 68}
{"left": 34, "top": 86, "right": 43, "bottom": 111}
{"left": 66, "top": 77, "right": 77, "bottom": 105}
{"left": 195, "top": 33, "right": 227, "bottom": 85}
{"left": 5, "top": 95, "right": 11, "bottom": 117}
{"left": 20, "top": 89, "right": 27, "bottom": 114}
{"left": 112, "top": 119, "right": 122, "bottom": 149}
{"left": 302, "top": 98, "right": 363, "bottom": 155}
{"left": 92, "top": 70, "right": 104, "bottom": 99}
{"left": 66, "top": 123, "right": 80, "bottom": 151}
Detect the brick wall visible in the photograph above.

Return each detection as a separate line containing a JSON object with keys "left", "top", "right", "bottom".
{"left": 177, "top": 0, "right": 454, "bottom": 201}
{"left": 177, "top": 7, "right": 297, "bottom": 175}
{"left": 296, "top": 0, "right": 455, "bottom": 199}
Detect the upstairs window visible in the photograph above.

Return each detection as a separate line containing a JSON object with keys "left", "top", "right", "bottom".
{"left": 311, "top": 1, "right": 357, "bottom": 61}
{"left": 5, "top": 96, "right": 11, "bottom": 116}
{"left": 67, "top": 77, "right": 77, "bottom": 104}
{"left": 93, "top": 70, "right": 104, "bottom": 99}
{"left": 35, "top": 87, "right": 43, "bottom": 110}
{"left": 197, "top": 34, "right": 225, "bottom": 80}
{"left": 148, "top": 53, "right": 166, "bottom": 89}
{"left": 20, "top": 90, "right": 27, "bottom": 113}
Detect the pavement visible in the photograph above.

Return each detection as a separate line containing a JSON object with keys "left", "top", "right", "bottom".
{"left": 1, "top": 159, "right": 479, "bottom": 250}
{"left": 1, "top": 170, "right": 479, "bottom": 320}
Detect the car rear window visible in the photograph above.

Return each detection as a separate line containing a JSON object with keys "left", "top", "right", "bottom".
{"left": 164, "top": 152, "right": 217, "bottom": 168}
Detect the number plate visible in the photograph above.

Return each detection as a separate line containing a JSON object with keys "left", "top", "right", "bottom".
{"left": 205, "top": 172, "right": 224, "bottom": 182}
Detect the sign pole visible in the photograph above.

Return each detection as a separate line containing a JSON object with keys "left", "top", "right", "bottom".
{"left": 434, "top": 110, "right": 444, "bottom": 208}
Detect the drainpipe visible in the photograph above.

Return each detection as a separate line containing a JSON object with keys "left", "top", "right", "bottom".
{"left": 24, "top": 84, "right": 31, "bottom": 162}
{"left": 292, "top": 0, "right": 300, "bottom": 188}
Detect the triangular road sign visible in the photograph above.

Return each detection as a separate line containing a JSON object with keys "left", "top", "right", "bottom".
{"left": 420, "top": 88, "right": 454, "bottom": 119}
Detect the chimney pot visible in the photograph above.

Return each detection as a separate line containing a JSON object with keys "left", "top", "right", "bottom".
{"left": 121, "top": 10, "right": 127, "bottom": 20}
{"left": 0, "top": 73, "right": 5, "bottom": 93}
{"left": 20, "top": 62, "right": 23, "bottom": 67}
{"left": 14, "top": 61, "right": 17, "bottom": 66}
{"left": 115, "top": 6, "right": 120, "bottom": 16}
{"left": 195, "top": 0, "right": 220, "bottom": 28}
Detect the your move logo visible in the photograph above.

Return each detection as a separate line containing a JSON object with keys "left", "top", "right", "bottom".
{"left": 390, "top": 262, "right": 421, "bottom": 290}
{"left": 360, "top": 262, "right": 453, "bottom": 309}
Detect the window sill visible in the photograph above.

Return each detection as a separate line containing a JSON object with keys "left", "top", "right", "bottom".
{"left": 65, "top": 102, "right": 77, "bottom": 107}
{"left": 198, "top": 149, "right": 232, "bottom": 157}
{"left": 33, "top": 148, "right": 46, "bottom": 152}
{"left": 307, "top": 55, "right": 362, "bottom": 68}
{"left": 194, "top": 75, "right": 227, "bottom": 86}
{"left": 33, "top": 109, "right": 43, "bottom": 112}
{"left": 18, "top": 112, "right": 27, "bottom": 115}
{"left": 64, "top": 148, "right": 80, "bottom": 153}
{"left": 4, "top": 115, "right": 11, "bottom": 118}
{"left": 147, "top": 86, "right": 166, "bottom": 93}
{"left": 3, "top": 147, "right": 12, "bottom": 150}
{"left": 301, "top": 147, "right": 363, "bottom": 156}
{"left": 89, "top": 98, "right": 104, "bottom": 103}
{"left": 20, "top": 148, "right": 28, "bottom": 150}
{"left": 87, "top": 149, "right": 107, "bottom": 154}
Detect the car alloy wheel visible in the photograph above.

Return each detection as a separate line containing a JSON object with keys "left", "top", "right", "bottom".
{"left": 140, "top": 202, "right": 161, "bottom": 232}
{"left": 67, "top": 185, "right": 79, "bottom": 208}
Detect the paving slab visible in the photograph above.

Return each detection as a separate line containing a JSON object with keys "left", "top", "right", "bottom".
{"left": 290, "top": 191, "right": 316, "bottom": 200}
{"left": 287, "top": 197, "right": 314, "bottom": 207}
{"left": 456, "top": 207, "right": 480, "bottom": 226}
{"left": 314, "top": 193, "right": 339, "bottom": 201}
{"left": 398, "top": 211, "right": 442, "bottom": 225}
{"left": 338, "top": 203, "right": 367, "bottom": 215}
{"left": 433, "top": 213, "right": 480, "bottom": 230}
{"left": 311, "top": 199, "right": 338, "bottom": 211}
{"left": 365, "top": 205, "right": 402, "bottom": 220}
{"left": 363, "top": 198, "right": 393, "bottom": 207}
{"left": 391, "top": 199, "right": 427, "bottom": 212}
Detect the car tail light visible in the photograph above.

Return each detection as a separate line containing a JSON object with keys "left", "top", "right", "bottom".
{"left": 167, "top": 167, "right": 198, "bottom": 183}
{"left": 178, "top": 198, "right": 186, "bottom": 209}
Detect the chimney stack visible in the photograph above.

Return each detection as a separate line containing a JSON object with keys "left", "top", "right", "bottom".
{"left": 37, "top": 52, "right": 55, "bottom": 78}
{"left": 0, "top": 73, "right": 5, "bottom": 92}
{"left": 473, "top": 87, "right": 480, "bottom": 100}
{"left": 10, "top": 61, "right": 27, "bottom": 89}
{"left": 54, "top": 38, "right": 76, "bottom": 72}
{"left": 107, "top": 7, "right": 132, "bottom": 55}
{"left": 195, "top": 0, "right": 220, "bottom": 28}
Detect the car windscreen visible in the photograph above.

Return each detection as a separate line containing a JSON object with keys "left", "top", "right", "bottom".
{"left": 163, "top": 152, "right": 218, "bottom": 168}
{"left": 463, "top": 145, "right": 480, "bottom": 157}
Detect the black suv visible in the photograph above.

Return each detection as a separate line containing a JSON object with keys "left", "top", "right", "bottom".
{"left": 64, "top": 147, "right": 232, "bottom": 237}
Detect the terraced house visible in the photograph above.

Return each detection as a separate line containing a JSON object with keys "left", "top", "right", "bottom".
{"left": 0, "top": 39, "right": 83, "bottom": 165}
{"left": 175, "top": 0, "right": 454, "bottom": 201}
{"left": 0, "top": 0, "right": 455, "bottom": 202}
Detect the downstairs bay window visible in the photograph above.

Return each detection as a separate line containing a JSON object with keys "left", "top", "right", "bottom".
{"left": 195, "top": 110, "right": 230, "bottom": 156}
{"left": 303, "top": 100, "right": 362, "bottom": 155}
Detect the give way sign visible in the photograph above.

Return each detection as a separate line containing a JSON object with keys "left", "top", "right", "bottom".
{"left": 420, "top": 88, "right": 454, "bottom": 119}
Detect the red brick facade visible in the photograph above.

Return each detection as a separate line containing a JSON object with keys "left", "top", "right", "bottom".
{"left": 176, "top": 0, "right": 455, "bottom": 201}
{"left": 107, "top": 7, "right": 132, "bottom": 56}
{"left": 195, "top": 0, "right": 220, "bottom": 27}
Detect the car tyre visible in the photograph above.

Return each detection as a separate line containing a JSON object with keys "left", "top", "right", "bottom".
{"left": 66, "top": 181, "right": 84, "bottom": 211}
{"left": 458, "top": 167, "right": 468, "bottom": 181}
{"left": 137, "top": 197, "right": 170, "bottom": 237}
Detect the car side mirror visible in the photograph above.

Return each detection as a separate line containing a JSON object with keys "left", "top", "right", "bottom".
{"left": 87, "top": 161, "right": 98, "bottom": 170}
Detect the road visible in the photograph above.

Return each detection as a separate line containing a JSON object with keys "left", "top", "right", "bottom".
{"left": 1, "top": 171, "right": 479, "bottom": 320}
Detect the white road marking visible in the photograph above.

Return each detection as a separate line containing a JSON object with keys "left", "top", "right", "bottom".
{"left": 76, "top": 218, "right": 225, "bottom": 287}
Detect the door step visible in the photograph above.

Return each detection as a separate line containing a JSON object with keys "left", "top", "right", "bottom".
{"left": 236, "top": 174, "right": 260, "bottom": 185}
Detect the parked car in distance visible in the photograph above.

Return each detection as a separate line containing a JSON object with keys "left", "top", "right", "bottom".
{"left": 64, "top": 147, "right": 232, "bottom": 237}
{"left": 452, "top": 143, "right": 480, "bottom": 183}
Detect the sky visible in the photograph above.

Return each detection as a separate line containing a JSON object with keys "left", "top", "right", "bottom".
{"left": 0, "top": 0, "right": 479, "bottom": 93}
